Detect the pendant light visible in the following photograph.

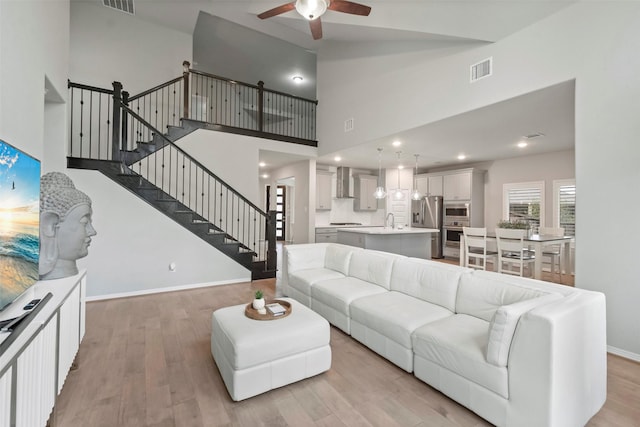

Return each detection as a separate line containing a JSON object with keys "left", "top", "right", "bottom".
{"left": 373, "top": 148, "right": 387, "bottom": 199}
{"left": 411, "top": 154, "right": 422, "bottom": 200}
{"left": 393, "top": 151, "right": 404, "bottom": 200}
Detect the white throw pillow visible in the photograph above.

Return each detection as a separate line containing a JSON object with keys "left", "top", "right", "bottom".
{"left": 486, "top": 293, "right": 562, "bottom": 367}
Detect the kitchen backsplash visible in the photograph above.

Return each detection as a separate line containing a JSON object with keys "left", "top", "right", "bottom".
{"left": 316, "top": 198, "right": 385, "bottom": 226}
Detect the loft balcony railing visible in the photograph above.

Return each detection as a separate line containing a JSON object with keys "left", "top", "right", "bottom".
{"left": 66, "top": 61, "right": 314, "bottom": 272}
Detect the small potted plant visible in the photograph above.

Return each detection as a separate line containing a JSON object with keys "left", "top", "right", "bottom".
{"left": 252, "top": 289, "right": 266, "bottom": 311}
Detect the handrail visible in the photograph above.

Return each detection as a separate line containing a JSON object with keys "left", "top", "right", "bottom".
{"left": 129, "top": 75, "right": 184, "bottom": 101}
{"left": 67, "top": 80, "right": 113, "bottom": 95}
{"left": 120, "top": 104, "right": 268, "bottom": 216}
{"left": 189, "top": 68, "right": 318, "bottom": 104}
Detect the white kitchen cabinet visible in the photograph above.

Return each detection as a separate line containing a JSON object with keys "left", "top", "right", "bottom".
{"left": 427, "top": 175, "right": 443, "bottom": 196}
{"left": 416, "top": 175, "right": 429, "bottom": 196}
{"left": 316, "top": 171, "right": 333, "bottom": 210}
{"left": 315, "top": 227, "right": 338, "bottom": 243}
{"left": 415, "top": 174, "right": 443, "bottom": 197}
{"left": 444, "top": 172, "right": 472, "bottom": 200}
{"left": 354, "top": 175, "right": 379, "bottom": 211}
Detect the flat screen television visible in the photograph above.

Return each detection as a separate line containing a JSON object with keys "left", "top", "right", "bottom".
{"left": 0, "top": 139, "right": 40, "bottom": 312}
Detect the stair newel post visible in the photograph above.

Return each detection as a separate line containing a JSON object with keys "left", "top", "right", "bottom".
{"left": 183, "top": 60, "right": 191, "bottom": 120}
{"left": 111, "top": 81, "right": 123, "bottom": 162}
{"left": 257, "top": 80, "right": 264, "bottom": 132}
{"left": 121, "top": 90, "right": 130, "bottom": 154}
{"left": 266, "top": 210, "right": 277, "bottom": 272}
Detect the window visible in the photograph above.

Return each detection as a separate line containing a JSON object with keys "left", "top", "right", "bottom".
{"left": 503, "top": 181, "right": 545, "bottom": 229}
{"left": 553, "top": 179, "right": 576, "bottom": 236}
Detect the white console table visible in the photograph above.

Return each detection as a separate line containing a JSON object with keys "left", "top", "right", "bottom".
{"left": 0, "top": 270, "right": 86, "bottom": 427}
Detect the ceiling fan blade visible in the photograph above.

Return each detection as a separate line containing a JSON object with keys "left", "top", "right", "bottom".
{"left": 258, "top": 2, "right": 296, "bottom": 19}
{"left": 327, "top": 0, "right": 371, "bottom": 16}
{"left": 309, "top": 18, "right": 323, "bottom": 40}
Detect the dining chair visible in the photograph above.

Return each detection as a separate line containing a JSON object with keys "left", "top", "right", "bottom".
{"left": 463, "top": 227, "right": 497, "bottom": 271}
{"left": 538, "top": 227, "right": 565, "bottom": 281}
{"left": 495, "top": 228, "right": 536, "bottom": 277}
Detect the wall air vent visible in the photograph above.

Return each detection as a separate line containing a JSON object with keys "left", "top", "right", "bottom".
{"left": 344, "top": 117, "right": 354, "bottom": 132}
{"left": 470, "top": 57, "right": 492, "bottom": 82}
{"left": 525, "top": 132, "right": 545, "bottom": 139}
{"left": 103, "top": 0, "right": 135, "bottom": 15}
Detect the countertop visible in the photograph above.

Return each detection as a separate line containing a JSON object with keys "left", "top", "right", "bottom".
{"left": 336, "top": 227, "right": 439, "bottom": 235}
{"left": 315, "top": 224, "right": 383, "bottom": 229}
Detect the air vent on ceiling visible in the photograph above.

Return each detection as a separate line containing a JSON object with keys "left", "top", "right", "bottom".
{"left": 470, "top": 57, "right": 492, "bottom": 82}
{"left": 103, "top": 0, "right": 135, "bottom": 15}
{"left": 525, "top": 132, "right": 545, "bottom": 139}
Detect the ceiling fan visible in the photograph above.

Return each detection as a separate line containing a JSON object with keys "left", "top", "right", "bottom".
{"left": 258, "top": 0, "right": 372, "bottom": 40}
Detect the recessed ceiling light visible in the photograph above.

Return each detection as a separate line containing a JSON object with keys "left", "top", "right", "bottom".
{"left": 292, "top": 75, "right": 303, "bottom": 83}
{"left": 392, "top": 140, "right": 401, "bottom": 147}
{"left": 334, "top": 156, "right": 342, "bottom": 162}
{"left": 398, "top": 164, "right": 404, "bottom": 170}
{"left": 517, "top": 141, "right": 528, "bottom": 148}
{"left": 457, "top": 154, "right": 466, "bottom": 160}
{"left": 259, "top": 161, "right": 266, "bottom": 167}
{"left": 262, "top": 174, "right": 269, "bottom": 179}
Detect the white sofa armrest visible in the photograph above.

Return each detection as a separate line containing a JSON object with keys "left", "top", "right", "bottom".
{"left": 279, "top": 243, "right": 330, "bottom": 297}
{"left": 507, "top": 291, "right": 607, "bottom": 427}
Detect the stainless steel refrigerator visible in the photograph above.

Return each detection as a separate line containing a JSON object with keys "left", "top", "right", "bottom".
{"left": 411, "top": 195, "right": 444, "bottom": 258}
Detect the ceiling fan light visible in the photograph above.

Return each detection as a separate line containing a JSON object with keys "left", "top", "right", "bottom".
{"left": 295, "top": 0, "right": 327, "bottom": 20}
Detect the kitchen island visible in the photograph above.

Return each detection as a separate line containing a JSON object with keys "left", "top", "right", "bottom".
{"left": 337, "top": 227, "right": 439, "bottom": 259}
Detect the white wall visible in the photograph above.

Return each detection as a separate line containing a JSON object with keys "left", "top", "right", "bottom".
{"left": 69, "top": 170, "right": 250, "bottom": 298}
{"left": 69, "top": 2, "right": 192, "bottom": 92}
{"left": 0, "top": 0, "right": 69, "bottom": 159}
{"left": 316, "top": 4, "right": 640, "bottom": 358}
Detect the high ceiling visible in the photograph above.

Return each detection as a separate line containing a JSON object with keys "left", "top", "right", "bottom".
{"left": 96, "top": 0, "right": 577, "bottom": 171}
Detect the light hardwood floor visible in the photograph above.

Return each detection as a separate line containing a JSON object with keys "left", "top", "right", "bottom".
{"left": 54, "top": 279, "right": 638, "bottom": 427}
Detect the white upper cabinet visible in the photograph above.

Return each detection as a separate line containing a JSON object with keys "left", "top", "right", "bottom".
{"left": 444, "top": 172, "right": 472, "bottom": 200}
{"left": 316, "top": 171, "right": 333, "bottom": 210}
{"left": 354, "top": 175, "right": 379, "bottom": 211}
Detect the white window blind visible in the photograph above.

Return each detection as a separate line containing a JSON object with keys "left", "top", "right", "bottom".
{"left": 554, "top": 180, "right": 576, "bottom": 236}
{"left": 503, "top": 182, "right": 545, "bottom": 229}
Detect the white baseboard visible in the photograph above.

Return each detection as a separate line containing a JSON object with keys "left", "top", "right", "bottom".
{"left": 607, "top": 345, "right": 640, "bottom": 362}
{"left": 85, "top": 278, "right": 249, "bottom": 302}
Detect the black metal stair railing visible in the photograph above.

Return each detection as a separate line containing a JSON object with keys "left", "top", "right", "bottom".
{"left": 67, "top": 80, "right": 278, "bottom": 272}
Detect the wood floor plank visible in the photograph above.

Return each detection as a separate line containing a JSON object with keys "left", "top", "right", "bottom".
{"left": 54, "top": 279, "right": 639, "bottom": 427}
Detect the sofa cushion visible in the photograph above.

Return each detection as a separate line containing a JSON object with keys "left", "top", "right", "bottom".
{"left": 286, "top": 243, "right": 328, "bottom": 273}
{"left": 456, "top": 270, "right": 555, "bottom": 322}
{"left": 391, "top": 258, "right": 467, "bottom": 312}
{"left": 289, "top": 268, "right": 346, "bottom": 296}
{"left": 350, "top": 291, "right": 453, "bottom": 349}
{"left": 325, "top": 244, "right": 356, "bottom": 275}
{"left": 412, "top": 314, "right": 509, "bottom": 399}
{"left": 311, "top": 276, "right": 388, "bottom": 316}
{"left": 486, "top": 293, "right": 563, "bottom": 367}
{"left": 348, "top": 250, "right": 403, "bottom": 290}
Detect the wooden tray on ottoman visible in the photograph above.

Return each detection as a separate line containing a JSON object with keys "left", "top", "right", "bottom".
{"left": 244, "top": 299, "right": 292, "bottom": 321}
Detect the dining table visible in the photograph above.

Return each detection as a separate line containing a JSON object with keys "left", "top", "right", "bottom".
{"left": 459, "top": 232, "right": 574, "bottom": 280}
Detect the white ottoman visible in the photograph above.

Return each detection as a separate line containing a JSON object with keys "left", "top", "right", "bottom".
{"left": 211, "top": 297, "right": 331, "bottom": 401}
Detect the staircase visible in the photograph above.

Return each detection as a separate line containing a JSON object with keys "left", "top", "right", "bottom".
{"left": 65, "top": 71, "right": 318, "bottom": 279}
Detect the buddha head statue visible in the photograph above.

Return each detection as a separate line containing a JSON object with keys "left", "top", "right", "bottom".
{"left": 39, "top": 172, "right": 97, "bottom": 280}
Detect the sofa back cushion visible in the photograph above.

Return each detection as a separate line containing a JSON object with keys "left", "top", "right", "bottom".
{"left": 348, "top": 249, "right": 402, "bottom": 290}
{"left": 324, "top": 244, "right": 356, "bottom": 275}
{"left": 456, "top": 270, "right": 556, "bottom": 322}
{"left": 486, "top": 293, "right": 563, "bottom": 367}
{"left": 390, "top": 258, "right": 465, "bottom": 312}
{"left": 286, "top": 243, "right": 328, "bottom": 274}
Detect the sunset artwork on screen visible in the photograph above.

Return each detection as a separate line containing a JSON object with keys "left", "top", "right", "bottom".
{"left": 0, "top": 139, "right": 40, "bottom": 311}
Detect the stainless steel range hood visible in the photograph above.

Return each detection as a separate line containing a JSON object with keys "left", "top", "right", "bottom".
{"left": 335, "top": 167, "right": 354, "bottom": 198}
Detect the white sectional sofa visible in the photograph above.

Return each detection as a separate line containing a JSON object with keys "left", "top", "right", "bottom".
{"left": 279, "top": 243, "right": 607, "bottom": 427}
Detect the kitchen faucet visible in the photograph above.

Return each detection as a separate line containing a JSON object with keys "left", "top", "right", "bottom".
{"left": 385, "top": 213, "right": 395, "bottom": 229}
